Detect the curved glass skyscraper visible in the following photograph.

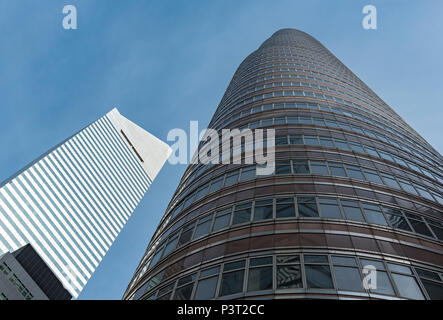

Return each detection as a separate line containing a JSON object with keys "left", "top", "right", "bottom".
{"left": 125, "top": 29, "right": 443, "bottom": 300}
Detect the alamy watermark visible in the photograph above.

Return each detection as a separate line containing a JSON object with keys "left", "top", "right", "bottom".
{"left": 167, "top": 121, "right": 276, "bottom": 175}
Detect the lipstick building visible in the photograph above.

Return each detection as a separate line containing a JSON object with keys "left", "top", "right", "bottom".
{"left": 124, "top": 29, "right": 443, "bottom": 300}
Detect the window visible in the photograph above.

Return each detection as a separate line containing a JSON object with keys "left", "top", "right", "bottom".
{"left": 232, "top": 202, "right": 252, "bottom": 225}
{"left": 329, "top": 162, "right": 347, "bottom": 177}
{"left": 174, "top": 274, "right": 196, "bottom": 300}
{"left": 305, "top": 136, "right": 319, "bottom": 145}
{"left": 293, "top": 161, "right": 309, "bottom": 174}
{"left": 162, "top": 234, "right": 179, "bottom": 257}
{"left": 381, "top": 174, "right": 400, "bottom": 189}
{"left": 209, "top": 176, "right": 224, "bottom": 193}
{"left": 212, "top": 208, "right": 232, "bottom": 231}
{"left": 363, "top": 168, "right": 383, "bottom": 184}
{"left": 275, "top": 135, "right": 288, "bottom": 145}
{"left": 398, "top": 179, "right": 418, "bottom": 195}
{"left": 319, "top": 198, "right": 342, "bottom": 219}
{"left": 383, "top": 208, "right": 411, "bottom": 231}
{"left": 193, "top": 214, "right": 214, "bottom": 239}
{"left": 333, "top": 266, "right": 364, "bottom": 292}
{"left": 310, "top": 161, "right": 329, "bottom": 175}
{"left": 224, "top": 171, "right": 239, "bottom": 187}
{"left": 297, "top": 197, "right": 319, "bottom": 217}
{"left": 335, "top": 140, "right": 350, "bottom": 150}
{"left": 349, "top": 143, "right": 364, "bottom": 153}
{"left": 320, "top": 137, "right": 334, "bottom": 147}
{"left": 276, "top": 198, "right": 295, "bottom": 218}
{"left": 289, "top": 135, "right": 303, "bottom": 145}
{"left": 194, "top": 267, "right": 219, "bottom": 300}
{"left": 426, "top": 219, "right": 443, "bottom": 241}
{"left": 391, "top": 274, "right": 424, "bottom": 299}
{"left": 360, "top": 259, "right": 395, "bottom": 296}
{"left": 239, "top": 166, "right": 256, "bottom": 182}
{"left": 405, "top": 214, "right": 433, "bottom": 237}
{"left": 362, "top": 203, "right": 387, "bottom": 226}
{"left": 277, "top": 255, "right": 302, "bottom": 289}
{"left": 220, "top": 261, "right": 245, "bottom": 296}
{"left": 304, "top": 255, "right": 333, "bottom": 289}
{"left": 247, "top": 257, "right": 273, "bottom": 292}
{"left": 0, "top": 262, "right": 11, "bottom": 275}
{"left": 416, "top": 268, "right": 443, "bottom": 299}
{"left": 341, "top": 200, "right": 365, "bottom": 222}
{"left": 253, "top": 199, "right": 273, "bottom": 221}
{"left": 178, "top": 222, "right": 196, "bottom": 247}
{"left": 346, "top": 165, "right": 365, "bottom": 180}
{"left": 276, "top": 161, "right": 291, "bottom": 174}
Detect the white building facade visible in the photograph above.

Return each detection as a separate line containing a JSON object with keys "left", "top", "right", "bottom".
{"left": 0, "top": 109, "right": 171, "bottom": 298}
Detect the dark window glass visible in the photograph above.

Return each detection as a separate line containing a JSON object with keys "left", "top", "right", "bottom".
{"left": 193, "top": 217, "right": 213, "bottom": 239}
{"left": 304, "top": 255, "right": 328, "bottom": 264}
{"left": 329, "top": 162, "right": 347, "bottom": 177}
{"left": 384, "top": 210, "right": 411, "bottom": 231}
{"left": 332, "top": 256, "right": 357, "bottom": 266}
{"left": 233, "top": 203, "right": 252, "bottom": 225}
{"left": 276, "top": 161, "right": 291, "bottom": 174}
{"left": 421, "top": 280, "right": 443, "bottom": 299}
{"left": 275, "top": 135, "right": 288, "bottom": 145}
{"left": 239, "top": 166, "right": 256, "bottom": 182}
{"left": 293, "top": 161, "right": 309, "bottom": 174}
{"left": 305, "top": 265, "right": 334, "bottom": 289}
{"left": 362, "top": 204, "right": 387, "bottom": 226}
{"left": 277, "top": 255, "right": 300, "bottom": 264}
{"left": 220, "top": 270, "right": 244, "bottom": 296}
{"left": 319, "top": 198, "right": 342, "bottom": 219}
{"left": 277, "top": 265, "right": 302, "bottom": 289}
{"left": 178, "top": 223, "right": 195, "bottom": 247}
{"left": 253, "top": 200, "right": 273, "bottom": 221}
{"left": 195, "top": 184, "right": 209, "bottom": 201}
{"left": 224, "top": 171, "right": 239, "bottom": 187}
{"left": 333, "top": 266, "right": 364, "bottom": 292}
{"left": 408, "top": 219, "right": 433, "bottom": 237}
{"left": 310, "top": 161, "right": 329, "bottom": 175}
{"left": 341, "top": 201, "right": 365, "bottom": 222}
{"left": 371, "top": 271, "right": 395, "bottom": 295}
{"left": 173, "top": 283, "right": 194, "bottom": 300}
{"left": 162, "top": 236, "right": 179, "bottom": 257}
{"left": 415, "top": 268, "right": 440, "bottom": 281}
{"left": 276, "top": 198, "right": 295, "bottom": 218}
{"left": 195, "top": 276, "right": 218, "bottom": 300}
{"left": 297, "top": 197, "right": 319, "bottom": 217}
{"left": 224, "top": 260, "right": 245, "bottom": 271}
{"left": 247, "top": 267, "right": 273, "bottom": 291}
{"left": 213, "top": 210, "right": 231, "bottom": 231}
{"left": 289, "top": 135, "right": 303, "bottom": 145}
{"left": 209, "top": 176, "right": 224, "bottom": 193}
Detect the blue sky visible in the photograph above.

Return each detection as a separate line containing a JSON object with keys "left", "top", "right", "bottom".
{"left": 0, "top": 0, "right": 441, "bottom": 299}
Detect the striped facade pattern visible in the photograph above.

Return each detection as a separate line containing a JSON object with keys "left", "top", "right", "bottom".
{"left": 0, "top": 113, "right": 152, "bottom": 298}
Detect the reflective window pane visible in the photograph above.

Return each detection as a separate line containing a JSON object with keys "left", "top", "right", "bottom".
{"left": 305, "top": 265, "right": 334, "bottom": 289}
{"left": 247, "top": 267, "right": 273, "bottom": 291}
{"left": 392, "top": 274, "right": 424, "bottom": 299}
{"left": 194, "top": 276, "right": 218, "bottom": 300}
{"left": 333, "top": 266, "right": 364, "bottom": 292}
{"left": 277, "top": 265, "right": 302, "bottom": 289}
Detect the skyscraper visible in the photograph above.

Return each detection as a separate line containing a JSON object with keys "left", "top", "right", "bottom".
{"left": 0, "top": 108, "right": 171, "bottom": 298}
{"left": 124, "top": 29, "right": 443, "bottom": 300}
